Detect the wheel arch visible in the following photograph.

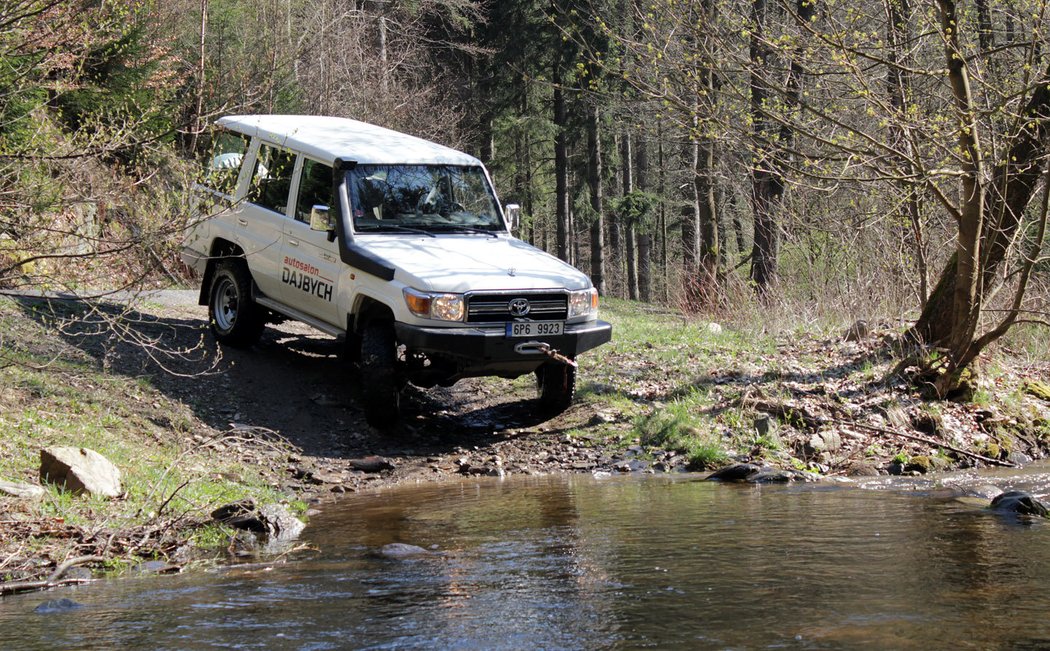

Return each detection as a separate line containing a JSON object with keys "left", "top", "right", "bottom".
{"left": 349, "top": 295, "right": 395, "bottom": 334}
{"left": 198, "top": 238, "right": 246, "bottom": 305}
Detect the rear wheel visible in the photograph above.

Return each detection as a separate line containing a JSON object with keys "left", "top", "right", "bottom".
{"left": 208, "top": 260, "right": 265, "bottom": 347}
{"left": 536, "top": 360, "right": 576, "bottom": 412}
{"left": 359, "top": 321, "right": 402, "bottom": 428}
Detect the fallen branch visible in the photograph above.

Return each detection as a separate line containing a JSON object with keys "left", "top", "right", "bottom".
{"left": 0, "top": 577, "right": 94, "bottom": 596}
{"left": 0, "top": 555, "right": 104, "bottom": 596}
{"left": 739, "top": 395, "right": 1014, "bottom": 468}
{"left": 825, "top": 418, "right": 1014, "bottom": 468}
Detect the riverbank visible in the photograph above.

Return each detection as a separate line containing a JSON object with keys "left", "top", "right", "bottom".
{"left": 2, "top": 291, "right": 1049, "bottom": 590}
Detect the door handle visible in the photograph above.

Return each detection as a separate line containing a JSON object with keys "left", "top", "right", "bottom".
{"left": 237, "top": 218, "right": 248, "bottom": 226}
{"left": 287, "top": 239, "right": 299, "bottom": 247}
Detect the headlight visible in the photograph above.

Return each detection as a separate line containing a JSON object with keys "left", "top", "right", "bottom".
{"left": 403, "top": 288, "right": 465, "bottom": 321}
{"left": 568, "top": 287, "right": 599, "bottom": 319}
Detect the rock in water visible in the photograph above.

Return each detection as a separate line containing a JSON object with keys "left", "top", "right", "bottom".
{"left": 989, "top": 490, "right": 1050, "bottom": 517}
{"left": 34, "top": 598, "right": 83, "bottom": 613}
{"left": 39, "top": 447, "right": 122, "bottom": 497}
{"left": 379, "top": 543, "right": 430, "bottom": 559}
{"left": 258, "top": 504, "right": 306, "bottom": 541}
{"left": 706, "top": 463, "right": 761, "bottom": 482}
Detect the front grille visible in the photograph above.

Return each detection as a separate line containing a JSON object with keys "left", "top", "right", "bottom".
{"left": 466, "top": 292, "right": 568, "bottom": 323}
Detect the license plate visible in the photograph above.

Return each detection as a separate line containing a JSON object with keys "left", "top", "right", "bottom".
{"left": 506, "top": 321, "right": 564, "bottom": 338}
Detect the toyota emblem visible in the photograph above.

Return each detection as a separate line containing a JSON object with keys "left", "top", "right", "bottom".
{"left": 508, "top": 298, "right": 531, "bottom": 317}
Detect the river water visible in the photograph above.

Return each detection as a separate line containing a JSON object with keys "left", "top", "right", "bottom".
{"left": 3, "top": 468, "right": 1050, "bottom": 650}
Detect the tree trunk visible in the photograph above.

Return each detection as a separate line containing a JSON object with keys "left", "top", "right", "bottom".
{"left": 911, "top": 62, "right": 1050, "bottom": 347}
{"left": 636, "top": 133, "right": 651, "bottom": 302}
{"left": 554, "top": 66, "right": 570, "bottom": 262}
{"left": 626, "top": 220, "right": 638, "bottom": 300}
{"left": 622, "top": 131, "right": 638, "bottom": 300}
{"left": 886, "top": 0, "right": 929, "bottom": 306}
{"left": 749, "top": 0, "right": 813, "bottom": 294}
{"left": 749, "top": 0, "right": 778, "bottom": 292}
{"left": 682, "top": 121, "right": 701, "bottom": 307}
{"left": 638, "top": 234, "right": 652, "bottom": 302}
{"left": 697, "top": 123, "right": 719, "bottom": 301}
{"left": 588, "top": 104, "right": 606, "bottom": 294}
{"left": 189, "top": 0, "right": 208, "bottom": 154}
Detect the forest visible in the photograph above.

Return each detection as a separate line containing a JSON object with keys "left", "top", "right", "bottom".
{"left": 1, "top": 0, "right": 1049, "bottom": 390}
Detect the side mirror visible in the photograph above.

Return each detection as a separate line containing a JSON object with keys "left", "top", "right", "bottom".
{"left": 505, "top": 203, "right": 520, "bottom": 233}
{"left": 310, "top": 204, "right": 333, "bottom": 232}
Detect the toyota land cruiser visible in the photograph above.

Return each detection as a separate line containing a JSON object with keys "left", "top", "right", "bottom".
{"left": 182, "top": 115, "right": 612, "bottom": 427}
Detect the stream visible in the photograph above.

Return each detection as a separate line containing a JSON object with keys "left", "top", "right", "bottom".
{"left": 3, "top": 467, "right": 1050, "bottom": 649}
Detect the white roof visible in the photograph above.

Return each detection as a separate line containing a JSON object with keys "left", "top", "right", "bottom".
{"left": 215, "top": 115, "right": 481, "bottom": 167}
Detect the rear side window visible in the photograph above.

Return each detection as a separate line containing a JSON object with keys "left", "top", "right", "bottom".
{"left": 201, "top": 131, "right": 249, "bottom": 196}
{"left": 294, "top": 158, "right": 334, "bottom": 223}
{"left": 247, "top": 143, "right": 296, "bottom": 215}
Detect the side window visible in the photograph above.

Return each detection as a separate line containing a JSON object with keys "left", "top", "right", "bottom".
{"left": 294, "top": 158, "right": 334, "bottom": 223}
{"left": 246, "top": 143, "right": 296, "bottom": 215}
{"left": 200, "top": 131, "right": 249, "bottom": 197}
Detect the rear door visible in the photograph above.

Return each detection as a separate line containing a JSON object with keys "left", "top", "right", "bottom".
{"left": 279, "top": 156, "right": 343, "bottom": 326}
{"left": 236, "top": 141, "right": 297, "bottom": 300}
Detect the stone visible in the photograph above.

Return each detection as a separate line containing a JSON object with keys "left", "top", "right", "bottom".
{"left": 706, "top": 463, "right": 761, "bottom": 482}
{"left": 844, "top": 320, "right": 871, "bottom": 342}
{"left": 348, "top": 456, "right": 395, "bottom": 473}
{"left": 34, "top": 598, "right": 84, "bottom": 613}
{"left": 1008, "top": 451, "right": 1033, "bottom": 466}
{"left": 0, "top": 479, "right": 46, "bottom": 499}
{"left": 132, "top": 560, "right": 181, "bottom": 574}
{"left": 212, "top": 500, "right": 305, "bottom": 542}
{"left": 845, "top": 462, "right": 880, "bottom": 477}
{"left": 39, "top": 447, "right": 122, "bottom": 498}
{"left": 748, "top": 469, "right": 797, "bottom": 483}
{"left": 257, "top": 504, "right": 305, "bottom": 541}
{"left": 805, "top": 431, "right": 843, "bottom": 457}
{"left": 989, "top": 490, "right": 1049, "bottom": 517}
{"left": 63, "top": 566, "right": 94, "bottom": 581}
{"left": 706, "top": 322, "right": 723, "bottom": 335}
{"left": 212, "top": 499, "right": 264, "bottom": 532}
{"left": 904, "top": 455, "right": 949, "bottom": 474}
{"left": 379, "top": 543, "right": 430, "bottom": 558}
{"left": 1023, "top": 380, "right": 1050, "bottom": 402}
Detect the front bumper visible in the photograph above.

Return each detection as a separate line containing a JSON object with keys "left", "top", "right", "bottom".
{"left": 394, "top": 319, "right": 612, "bottom": 366}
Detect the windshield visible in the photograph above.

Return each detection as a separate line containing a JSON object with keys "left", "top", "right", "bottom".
{"left": 348, "top": 165, "right": 504, "bottom": 233}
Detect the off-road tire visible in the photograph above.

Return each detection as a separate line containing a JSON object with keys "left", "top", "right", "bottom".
{"left": 208, "top": 260, "right": 265, "bottom": 347}
{"left": 359, "top": 321, "right": 402, "bottom": 428}
{"left": 537, "top": 360, "right": 576, "bottom": 412}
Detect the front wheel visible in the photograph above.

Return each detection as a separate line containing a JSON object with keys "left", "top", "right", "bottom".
{"left": 536, "top": 360, "right": 576, "bottom": 412}
{"left": 208, "top": 260, "right": 265, "bottom": 347}
{"left": 359, "top": 321, "right": 402, "bottom": 428}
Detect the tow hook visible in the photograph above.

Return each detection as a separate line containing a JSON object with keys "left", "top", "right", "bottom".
{"left": 513, "top": 341, "right": 578, "bottom": 368}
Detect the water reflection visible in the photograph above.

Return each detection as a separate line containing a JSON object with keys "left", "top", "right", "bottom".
{"left": 2, "top": 471, "right": 1049, "bottom": 649}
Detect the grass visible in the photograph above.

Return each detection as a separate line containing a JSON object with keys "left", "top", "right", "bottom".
{"left": 573, "top": 298, "right": 784, "bottom": 466}
{"left": 633, "top": 402, "right": 728, "bottom": 469}
{"left": 0, "top": 296, "right": 300, "bottom": 571}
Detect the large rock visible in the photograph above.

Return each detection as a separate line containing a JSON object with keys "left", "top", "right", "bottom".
{"left": 212, "top": 500, "right": 305, "bottom": 543}
{"left": 39, "top": 447, "right": 122, "bottom": 498}
{"left": 989, "top": 490, "right": 1049, "bottom": 517}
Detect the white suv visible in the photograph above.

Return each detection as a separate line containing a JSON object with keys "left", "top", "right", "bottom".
{"left": 182, "top": 115, "right": 611, "bottom": 427}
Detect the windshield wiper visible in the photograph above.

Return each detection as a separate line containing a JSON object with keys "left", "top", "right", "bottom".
{"left": 424, "top": 224, "right": 499, "bottom": 238}
{"left": 355, "top": 224, "right": 437, "bottom": 238}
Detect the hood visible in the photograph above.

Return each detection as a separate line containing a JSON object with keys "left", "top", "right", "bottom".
{"left": 356, "top": 234, "right": 593, "bottom": 293}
